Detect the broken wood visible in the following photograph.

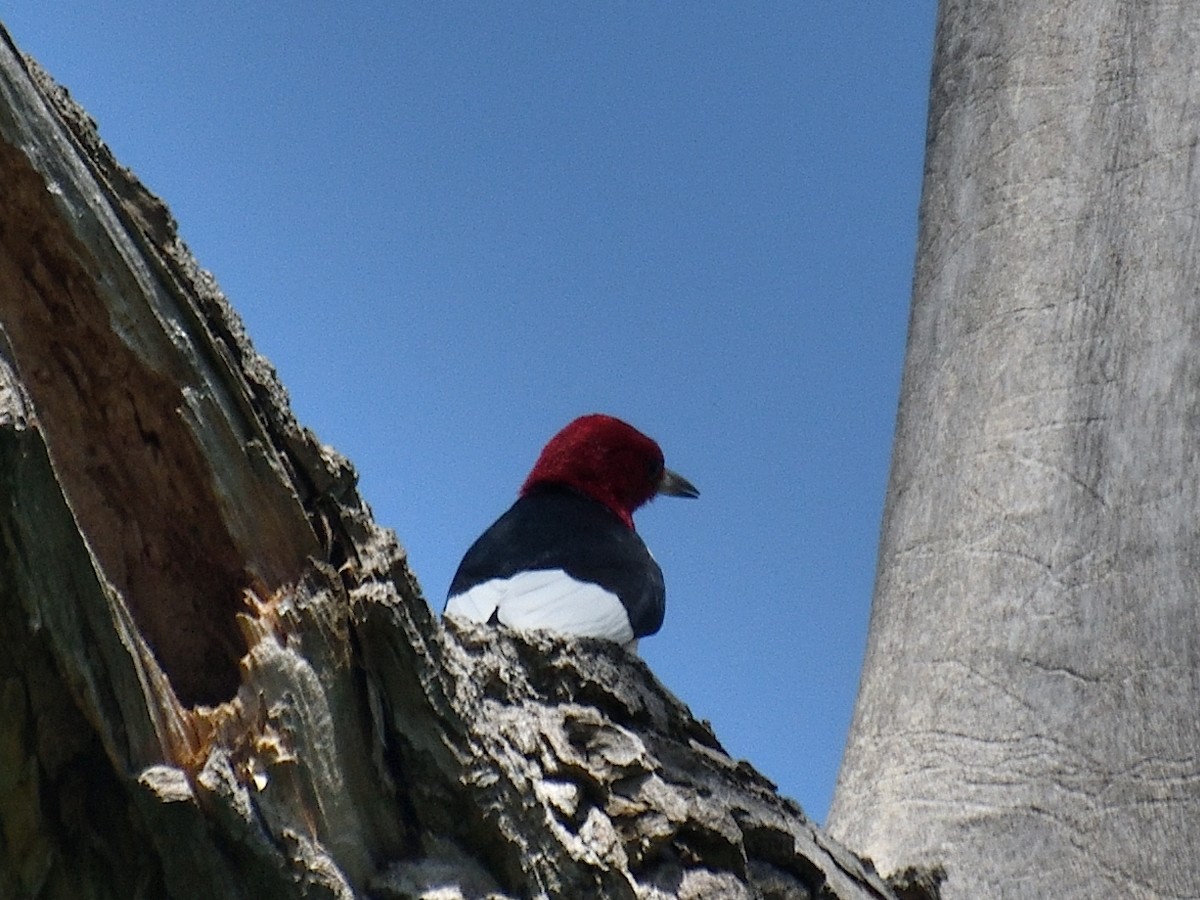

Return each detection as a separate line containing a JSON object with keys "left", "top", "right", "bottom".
{"left": 0, "top": 24, "right": 909, "bottom": 900}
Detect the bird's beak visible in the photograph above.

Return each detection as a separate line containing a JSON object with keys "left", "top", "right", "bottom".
{"left": 658, "top": 467, "right": 699, "bottom": 499}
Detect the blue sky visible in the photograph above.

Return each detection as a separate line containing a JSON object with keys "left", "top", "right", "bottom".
{"left": 7, "top": 5, "right": 936, "bottom": 823}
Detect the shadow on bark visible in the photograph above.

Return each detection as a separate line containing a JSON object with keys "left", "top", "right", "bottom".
{"left": 0, "top": 24, "right": 923, "bottom": 900}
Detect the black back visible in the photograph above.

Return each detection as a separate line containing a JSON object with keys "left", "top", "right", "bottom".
{"left": 447, "top": 486, "right": 666, "bottom": 638}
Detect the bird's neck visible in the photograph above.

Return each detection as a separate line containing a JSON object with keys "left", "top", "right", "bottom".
{"left": 522, "top": 481, "right": 637, "bottom": 531}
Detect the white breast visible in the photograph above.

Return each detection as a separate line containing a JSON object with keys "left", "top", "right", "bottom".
{"left": 445, "top": 568, "right": 636, "bottom": 646}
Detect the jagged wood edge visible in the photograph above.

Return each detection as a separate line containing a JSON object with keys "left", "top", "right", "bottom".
{"left": 0, "top": 25, "right": 917, "bottom": 900}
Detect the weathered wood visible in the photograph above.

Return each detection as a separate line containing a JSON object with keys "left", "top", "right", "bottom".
{"left": 0, "top": 24, "right": 906, "bottom": 900}
{"left": 829, "top": 2, "right": 1200, "bottom": 898}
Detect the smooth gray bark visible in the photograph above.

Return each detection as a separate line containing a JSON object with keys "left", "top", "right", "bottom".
{"left": 829, "top": 2, "right": 1200, "bottom": 898}
{"left": 0, "top": 24, "right": 911, "bottom": 900}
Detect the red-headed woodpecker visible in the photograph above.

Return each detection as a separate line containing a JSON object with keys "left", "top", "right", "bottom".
{"left": 444, "top": 414, "right": 698, "bottom": 649}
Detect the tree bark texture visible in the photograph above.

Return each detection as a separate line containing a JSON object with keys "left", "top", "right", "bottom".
{"left": 829, "top": 2, "right": 1200, "bottom": 898}
{"left": 0, "top": 25, "right": 909, "bottom": 900}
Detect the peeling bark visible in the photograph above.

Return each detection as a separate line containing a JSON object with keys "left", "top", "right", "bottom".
{"left": 0, "top": 24, "right": 906, "bottom": 900}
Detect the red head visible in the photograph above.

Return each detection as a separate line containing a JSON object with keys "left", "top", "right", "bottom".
{"left": 520, "top": 414, "right": 698, "bottom": 529}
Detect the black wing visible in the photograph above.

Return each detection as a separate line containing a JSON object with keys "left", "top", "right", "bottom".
{"left": 447, "top": 487, "right": 666, "bottom": 638}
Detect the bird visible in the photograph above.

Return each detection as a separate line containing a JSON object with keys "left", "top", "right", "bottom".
{"left": 444, "top": 414, "right": 698, "bottom": 649}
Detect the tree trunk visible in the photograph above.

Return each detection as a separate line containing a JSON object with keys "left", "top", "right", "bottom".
{"left": 828, "top": 2, "right": 1200, "bottom": 898}
{"left": 0, "top": 25, "right": 909, "bottom": 900}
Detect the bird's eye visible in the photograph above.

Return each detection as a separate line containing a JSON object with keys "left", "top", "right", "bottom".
{"left": 646, "top": 458, "right": 664, "bottom": 481}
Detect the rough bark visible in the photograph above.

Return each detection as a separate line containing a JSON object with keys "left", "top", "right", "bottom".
{"left": 0, "top": 25, "right": 906, "bottom": 900}
{"left": 829, "top": 2, "right": 1200, "bottom": 898}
